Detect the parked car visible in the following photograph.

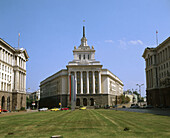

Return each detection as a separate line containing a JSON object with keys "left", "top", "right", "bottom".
{"left": 38, "top": 108, "right": 48, "bottom": 111}
{"left": 50, "top": 108, "right": 60, "bottom": 111}
{"left": 79, "top": 107, "right": 86, "bottom": 110}
{"left": 104, "top": 105, "right": 110, "bottom": 109}
{"left": 113, "top": 105, "right": 118, "bottom": 108}
{"left": 145, "top": 105, "right": 153, "bottom": 109}
{"left": 61, "top": 108, "right": 69, "bottom": 110}
{"left": 2, "top": 109, "right": 8, "bottom": 112}
{"left": 130, "top": 104, "right": 139, "bottom": 109}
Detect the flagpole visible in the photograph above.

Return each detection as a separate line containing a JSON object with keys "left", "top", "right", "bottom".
{"left": 18, "top": 33, "right": 20, "bottom": 49}
{"left": 156, "top": 30, "right": 158, "bottom": 46}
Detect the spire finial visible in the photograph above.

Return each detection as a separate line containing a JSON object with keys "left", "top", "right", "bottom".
{"left": 83, "top": 26, "right": 85, "bottom": 37}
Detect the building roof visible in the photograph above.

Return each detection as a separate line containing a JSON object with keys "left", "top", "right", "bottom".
{"left": 0, "top": 38, "right": 29, "bottom": 60}
{"left": 142, "top": 36, "right": 170, "bottom": 58}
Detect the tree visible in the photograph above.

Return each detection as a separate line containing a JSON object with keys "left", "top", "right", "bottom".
{"left": 116, "top": 94, "right": 130, "bottom": 104}
{"left": 133, "top": 91, "right": 140, "bottom": 102}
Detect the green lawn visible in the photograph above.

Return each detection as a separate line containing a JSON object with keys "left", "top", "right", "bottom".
{"left": 0, "top": 109, "right": 170, "bottom": 138}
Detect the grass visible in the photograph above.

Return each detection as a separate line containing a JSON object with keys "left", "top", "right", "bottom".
{"left": 0, "top": 109, "right": 170, "bottom": 138}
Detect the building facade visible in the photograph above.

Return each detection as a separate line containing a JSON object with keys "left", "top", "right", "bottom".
{"left": 0, "top": 38, "right": 29, "bottom": 111}
{"left": 40, "top": 27, "right": 123, "bottom": 108}
{"left": 142, "top": 37, "right": 170, "bottom": 107}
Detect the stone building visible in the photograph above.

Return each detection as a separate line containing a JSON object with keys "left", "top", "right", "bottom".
{"left": 40, "top": 27, "right": 123, "bottom": 108}
{"left": 142, "top": 37, "right": 170, "bottom": 107}
{"left": 0, "top": 38, "right": 29, "bottom": 111}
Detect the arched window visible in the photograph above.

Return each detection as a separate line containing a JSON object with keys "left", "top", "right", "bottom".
{"left": 90, "top": 98, "right": 94, "bottom": 106}
{"left": 1, "top": 96, "right": 5, "bottom": 110}
{"left": 83, "top": 98, "right": 87, "bottom": 106}
{"left": 76, "top": 98, "right": 80, "bottom": 106}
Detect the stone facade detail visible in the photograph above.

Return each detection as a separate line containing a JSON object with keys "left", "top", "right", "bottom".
{"left": 0, "top": 38, "right": 29, "bottom": 111}
{"left": 142, "top": 37, "right": 170, "bottom": 107}
{"left": 40, "top": 26, "right": 123, "bottom": 108}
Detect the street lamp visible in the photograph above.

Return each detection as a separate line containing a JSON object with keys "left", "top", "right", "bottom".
{"left": 136, "top": 84, "right": 144, "bottom": 106}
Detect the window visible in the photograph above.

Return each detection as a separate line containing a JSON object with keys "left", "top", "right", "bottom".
{"left": 79, "top": 55, "right": 81, "bottom": 60}
{"left": 84, "top": 55, "right": 85, "bottom": 59}
{"left": 88, "top": 54, "right": 89, "bottom": 59}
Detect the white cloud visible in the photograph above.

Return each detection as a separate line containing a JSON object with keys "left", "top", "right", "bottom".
{"left": 128, "top": 40, "right": 143, "bottom": 45}
{"left": 105, "top": 40, "right": 114, "bottom": 43}
{"left": 118, "top": 39, "right": 127, "bottom": 46}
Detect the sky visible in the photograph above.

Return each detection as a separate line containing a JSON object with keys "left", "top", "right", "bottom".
{"left": 0, "top": 0, "right": 170, "bottom": 96}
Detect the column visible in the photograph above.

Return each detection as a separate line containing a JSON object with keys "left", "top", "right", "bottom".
{"left": 68, "top": 71, "right": 70, "bottom": 94}
{"left": 17, "top": 57, "right": 19, "bottom": 66}
{"left": 167, "top": 47, "right": 169, "bottom": 59}
{"left": 24, "top": 74, "right": 26, "bottom": 92}
{"left": 74, "top": 71, "right": 77, "bottom": 94}
{"left": 6, "top": 53, "right": 8, "bottom": 63}
{"left": 87, "top": 71, "right": 89, "bottom": 94}
{"left": 5, "top": 83, "right": 7, "bottom": 91}
{"left": 2, "top": 82, "right": 4, "bottom": 91}
{"left": 98, "top": 71, "right": 101, "bottom": 94}
{"left": 93, "top": 71, "right": 95, "bottom": 94}
{"left": 81, "top": 71, "right": 83, "bottom": 94}
{"left": 0, "top": 48, "right": 2, "bottom": 60}
{"left": 15, "top": 70, "right": 19, "bottom": 91}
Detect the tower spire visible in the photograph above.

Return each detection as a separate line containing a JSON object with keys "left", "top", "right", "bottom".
{"left": 83, "top": 26, "right": 85, "bottom": 37}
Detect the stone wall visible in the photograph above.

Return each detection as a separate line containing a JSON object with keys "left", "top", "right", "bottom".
{"left": 147, "top": 87, "right": 170, "bottom": 107}
{"left": 12, "top": 92, "right": 26, "bottom": 110}
{"left": 0, "top": 91, "right": 12, "bottom": 111}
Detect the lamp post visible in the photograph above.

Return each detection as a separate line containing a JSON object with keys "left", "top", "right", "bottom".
{"left": 136, "top": 84, "right": 144, "bottom": 106}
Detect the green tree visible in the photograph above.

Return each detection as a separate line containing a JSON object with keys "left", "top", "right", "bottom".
{"left": 116, "top": 94, "right": 130, "bottom": 104}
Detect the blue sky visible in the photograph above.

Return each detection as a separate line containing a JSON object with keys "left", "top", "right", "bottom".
{"left": 0, "top": 0, "right": 170, "bottom": 96}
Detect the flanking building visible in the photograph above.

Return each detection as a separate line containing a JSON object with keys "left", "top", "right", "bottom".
{"left": 0, "top": 38, "right": 29, "bottom": 111}
{"left": 40, "top": 27, "right": 123, "bottom": 108}
{"left": 142, "top": 37, "right": 170, "bottom": 107}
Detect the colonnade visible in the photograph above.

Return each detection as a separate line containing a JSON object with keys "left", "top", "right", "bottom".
{"left": 68, "top": 70, "right": 101, "bottom": 94}
{"left": 14, "top": 70, "right": 26, "bottom": 92}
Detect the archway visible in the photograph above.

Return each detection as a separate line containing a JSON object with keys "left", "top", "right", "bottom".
{"left": 1, "top": 96, "right": 5, "bottom": 110}
{"left": 7, "top": 97, "right": 10, "bottom": 110}
{"left": 76, "top": 98, "right": 80, "bottom": 106}
{"left": 83, "top": 98, "right": 87, "bottom": 106}
{"left": 90, "top": 98, "right": 94, "bottom": 106}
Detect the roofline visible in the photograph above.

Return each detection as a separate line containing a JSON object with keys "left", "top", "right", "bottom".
{"left": 40, "top": 69, "right": 68, "bottom": 85}
{"left": 156, "top": 37, "right": 170, "bottom": 50}
{"left": 0, "top": 38, "right": 16, "bottom": 51}
{"left": 101, "top": 68, "right": 124, "bottom": 86}
{"left": 0, "top": 38, "right": 29, "bottom": 60}
{"left": 142, "top": 37, "right": 170, "bottom": 58}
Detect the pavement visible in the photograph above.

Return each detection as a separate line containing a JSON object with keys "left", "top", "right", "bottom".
{"left": 112, "top": 108, "right": 170, "bottom": 116}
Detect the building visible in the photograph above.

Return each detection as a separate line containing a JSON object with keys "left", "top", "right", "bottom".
{"left": 142, "top": 37, "right": 170, "bottom": 107}
{"left": 124, "top": 91, "right": 137, "bottom": 104}
{"left": 0, "top": 38, "right": 29, "bottom": 110}
{"left": 40, "top": 26, "right": 123, "bottom": 108}
{"left": 28, "top": 90, "right": 40, "bottom": 109}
